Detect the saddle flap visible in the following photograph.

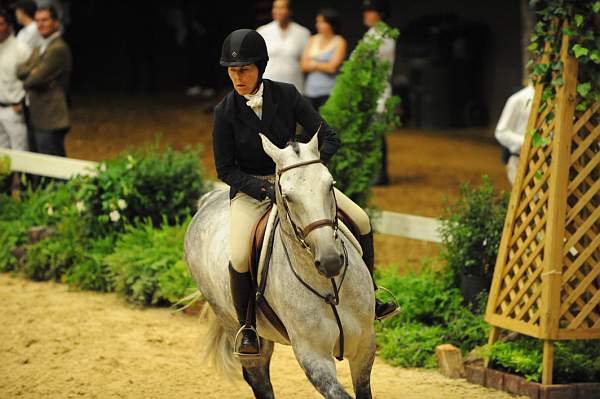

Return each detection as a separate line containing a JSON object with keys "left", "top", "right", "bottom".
{"left": 249, "top": 206, "right": 271, "bottom": 283}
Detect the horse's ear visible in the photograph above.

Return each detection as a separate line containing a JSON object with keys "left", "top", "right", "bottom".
{"left": 259, "top": 133, "right": 281, "bottom": 163}
{"left": 307, "top": 123, "right": 322, "bottom": 156}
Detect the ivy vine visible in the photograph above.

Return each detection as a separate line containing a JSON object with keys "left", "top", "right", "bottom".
{"left": 526, "top": 0, "right": 600, "bottom": 150}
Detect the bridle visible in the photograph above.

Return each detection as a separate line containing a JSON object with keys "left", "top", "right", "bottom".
{"left": 276, "top": 159, "right": 339, "bottom": 251}
{"left": 275, "top": 157, "right": 348, "bottom": 361}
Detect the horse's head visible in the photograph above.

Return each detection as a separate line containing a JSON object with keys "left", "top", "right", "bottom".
{"left": 259, "top": 131, "right": 345, "bottom": 278}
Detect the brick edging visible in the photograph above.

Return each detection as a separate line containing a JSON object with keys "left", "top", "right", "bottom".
{"left": 464, "top": 365, "right": 600, "bottom": 399}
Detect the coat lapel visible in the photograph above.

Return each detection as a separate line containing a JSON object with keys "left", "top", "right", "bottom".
{"left": 260, "top": 80, "right": 278, "bottom": 135}
{"left": 235, "top": 93, "right": 262, "bottom": 133}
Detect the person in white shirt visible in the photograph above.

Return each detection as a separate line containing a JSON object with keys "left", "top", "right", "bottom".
{"left": 14, "top": 0, "right": 42, "bottom": 50}
{"left": 257, "top": 0, "right": 310, "bottom": 93}
{"left": 494, "top": 85, "right": 534, "bottom": 185}
{"left": 0, "top": 9, "right": 32, "bottom": 151}
{"left": 362, "top": 0, "right": 395, "bottom": 186}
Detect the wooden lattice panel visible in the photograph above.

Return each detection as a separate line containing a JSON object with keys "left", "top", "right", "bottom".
{"left": 485, "top": 30, "right": 600, "bottom": 342}
{"left": 558, "top": 102, "right": 600, "bottom": 339}
{"left": 485, "top": 94, "right": 555, "bottom": 339}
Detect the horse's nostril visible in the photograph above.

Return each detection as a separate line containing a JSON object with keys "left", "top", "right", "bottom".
{"left": 314, "top": 260, "right": 321, "bottom": 268}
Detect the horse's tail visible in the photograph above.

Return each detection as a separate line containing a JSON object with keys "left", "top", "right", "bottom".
{"left": 200, "top": 304, "right": 240, "bottom": 379}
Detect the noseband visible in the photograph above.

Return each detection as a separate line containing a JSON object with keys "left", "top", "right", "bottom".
{"left": 276, "top": 159, "right": 339, "bottom": 250}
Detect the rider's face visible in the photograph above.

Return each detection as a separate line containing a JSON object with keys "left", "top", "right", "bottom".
{"left": 228, "top": 64, "right": 259, "bottom": 96}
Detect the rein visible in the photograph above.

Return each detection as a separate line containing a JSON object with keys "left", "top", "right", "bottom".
{"left": 280, "top": 230, "right": 349, "bottom": 361}
{"left": 275, "top": 158, "right": 348, "bottom": 361}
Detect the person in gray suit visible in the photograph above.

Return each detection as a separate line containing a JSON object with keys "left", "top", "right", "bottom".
{"left": 17, "top": 4, "right": 71, "bottom": 157}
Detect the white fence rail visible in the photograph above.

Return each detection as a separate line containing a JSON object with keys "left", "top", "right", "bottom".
{"left": 0, "top": 148, "right": 97, "bottom": 179}
{"left": 1, "top": 148, "right": 441, "bottom": 243}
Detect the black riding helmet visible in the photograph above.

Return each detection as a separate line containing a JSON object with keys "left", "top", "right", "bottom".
{"left": 220, "top": 29, "right": 269, "bottom": 76}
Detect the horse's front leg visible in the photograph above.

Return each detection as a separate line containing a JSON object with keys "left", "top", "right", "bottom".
{"left": 241, "top": 339, "right": 275, "bottom": 399}
{"left": 348, "top": 331, "right": 376, "bottom": 399}
{"left": 292, "top": 341, "right": 352, "bottom": 399}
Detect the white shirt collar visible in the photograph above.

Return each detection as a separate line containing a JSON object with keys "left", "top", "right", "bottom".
{"left": 40, "top": 31, "right": 61, "bottom": 55}
{"left": 243, "top": 82, "right": 264, "bottom": 110}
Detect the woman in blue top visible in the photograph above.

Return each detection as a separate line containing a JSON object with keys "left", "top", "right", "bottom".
{"left": 301, "top": 8, "right": 347, "bottom": 111}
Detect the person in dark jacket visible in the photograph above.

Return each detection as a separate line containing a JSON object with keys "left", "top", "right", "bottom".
{"left": 213, "top": 29, "right": 397, "bottom": 357}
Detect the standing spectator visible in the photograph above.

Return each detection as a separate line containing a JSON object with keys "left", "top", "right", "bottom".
{"left": 301, "top": 8, "right": 347, "bottom": 111}
{"left": 17, "top": 5, "right": 71, "bottom": 157}
{"left": 257, "top": 0, "right": 310, "bottom": 93}
{"left": 495, "top": 84, "right": 534, "bottom": 185}
{"left": 0, "top": 8, "right": 31, "bottom": 151}
{"left": 14, "top": 0, "right": 41, "bottom": 50}
{"left": 362, "top": 0, "right": 395, "bottom": 186}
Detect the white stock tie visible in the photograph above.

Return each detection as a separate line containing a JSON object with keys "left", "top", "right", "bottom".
{"left": 244, "top": 83, "right": 264, "bottom": 119}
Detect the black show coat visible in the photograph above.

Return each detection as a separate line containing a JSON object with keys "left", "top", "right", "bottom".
{"left": 212, "top": 79, "right": 340, "bottom": 200}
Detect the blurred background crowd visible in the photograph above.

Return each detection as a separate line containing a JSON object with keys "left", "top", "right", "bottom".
{"left": 0, "top": 0, "right": 531, "bottom": 126}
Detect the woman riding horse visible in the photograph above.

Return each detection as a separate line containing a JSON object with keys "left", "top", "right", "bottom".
{"left": 213, "top": 29, "right": 397, "bottom": 357}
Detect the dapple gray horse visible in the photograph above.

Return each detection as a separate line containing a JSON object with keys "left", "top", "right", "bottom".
{"left": 184, "top": 132, "right": 376, "bottom": 398}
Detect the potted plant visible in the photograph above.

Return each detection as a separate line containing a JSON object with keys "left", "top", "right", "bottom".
{"left": 439, "top": 176, "right": 508, "bottom": 308}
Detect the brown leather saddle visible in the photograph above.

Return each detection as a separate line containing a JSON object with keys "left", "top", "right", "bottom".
{"left": 248, "top": 205, "right": 360, "bottom": 342}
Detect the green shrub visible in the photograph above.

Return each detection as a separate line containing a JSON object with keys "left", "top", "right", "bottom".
{"left": 0, "top": 220, "right": 25, "bottom": 272}
{"left": 157, "top": 259, "right": 196, "bottom": 304}
{"left": 0, "top": 182, "right": 83, "bottom": 274}
{"left": 375, "top": 265, "right": 489, "bottom": 367}
{"left": 75, "top": 143, "right": 209, "bottom": 236}
{"left": 376, "top": 266, "right": 458, "bottom": 325}
{"left": 20, "top": 215, "right": 83, "bottom": 281}
{"left": 22, "top": 233, "right": 78, "bottom": 281}
{"left": 377, "top": 322, "right": 445, "bottom": 368}
{"left": 0, "top": 156, "right": 10, "bottom": 185}
{"left": 321, "top": 22, "right": 400, "bottom": 207}
{"left": 105, "top": 219, "right": 194, "bottom": 305}
{"left": 489, "top": 337, "right": 600, "bottom": 383}
{"left": 439, "top": 176, "right": 508, "bottom": 285}
{"left": 64, "top": 235, "right": 116, "bottom": 292}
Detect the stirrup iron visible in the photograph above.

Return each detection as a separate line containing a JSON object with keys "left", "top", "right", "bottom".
{"left": 233, "top": 325, "right": 261, "bottom": 360}
{"left": 375, "top": 286, "right": 401, "bottom": 321}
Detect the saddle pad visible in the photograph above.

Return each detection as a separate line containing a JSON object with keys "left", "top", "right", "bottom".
{"left": 257, "top": 207, "right": 279, "bottom": 284}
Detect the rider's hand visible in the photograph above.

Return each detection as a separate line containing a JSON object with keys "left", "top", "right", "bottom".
{"left": 261, "top": 182, "right": 276, "bottom": 203}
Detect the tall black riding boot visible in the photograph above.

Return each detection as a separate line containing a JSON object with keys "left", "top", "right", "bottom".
{"left": 229, "top": 263, "right": 259, "bottom": 355}
{"left": 358, "top": 232, "right": 398, "bottom": 320}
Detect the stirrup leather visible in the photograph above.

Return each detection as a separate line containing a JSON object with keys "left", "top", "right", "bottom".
{"left": 375, "top": 286, "right": 401, "bottom": 321}
{"left": 233, "top": 325, "right": 261, "bottom": 360}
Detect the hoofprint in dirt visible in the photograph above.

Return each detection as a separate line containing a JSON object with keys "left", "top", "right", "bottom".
{"left": 0, "top": 274, "right": 524, "bottom": 399}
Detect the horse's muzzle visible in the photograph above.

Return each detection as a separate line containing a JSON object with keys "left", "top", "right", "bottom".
{"left": 315, "top": 252, "right": 345, "bottom": 278}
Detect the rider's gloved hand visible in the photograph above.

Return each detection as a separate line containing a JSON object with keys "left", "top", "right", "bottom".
{"left": 261, "top": 182, "right": 276, "bottom": 203}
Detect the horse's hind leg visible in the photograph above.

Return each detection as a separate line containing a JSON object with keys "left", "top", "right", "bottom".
{"left": 293, "top": 345, "right": 352, "bottom": 399}
{"left": 349, "top": 333, "right": 376, "bottom": 399}
{"left": 241, "top": 339, "right": 275, "bottom": 399}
